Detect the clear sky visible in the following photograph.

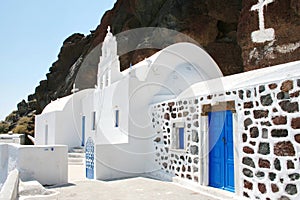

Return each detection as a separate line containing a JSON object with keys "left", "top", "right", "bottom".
{"left": 0, "top": 0, "right": 116, "bottom": 120}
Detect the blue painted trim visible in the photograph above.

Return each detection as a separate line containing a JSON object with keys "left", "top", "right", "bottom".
{"left": 179, "top": 127, "right": 184, "bottom": 149}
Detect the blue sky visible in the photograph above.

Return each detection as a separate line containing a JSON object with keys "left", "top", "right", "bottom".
{"left": 0, "top": 0, "right": 116, "bottom": 120}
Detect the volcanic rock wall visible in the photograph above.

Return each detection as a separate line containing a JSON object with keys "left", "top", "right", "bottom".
{"left": 151, "top": 65, "right": 300, "bottom": 199}
{"left": 2, "top": 0, "right": 300, "bottom": 135}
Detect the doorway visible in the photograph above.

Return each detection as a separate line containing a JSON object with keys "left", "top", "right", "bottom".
{"left": 208, "top": 110, "right": 234, "bottom": 192}
{"left": 86, "top": 137, "right": 95, "bottom": 179}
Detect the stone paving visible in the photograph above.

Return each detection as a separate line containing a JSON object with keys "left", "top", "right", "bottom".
{"left": 40, "top": 162, "right": 242, "bottom": 200}
{"left": 47, "top": 164, "right": 222, "bottom": 200}
{"left": 52, "top": 177, "right": 220, "bottom": 200}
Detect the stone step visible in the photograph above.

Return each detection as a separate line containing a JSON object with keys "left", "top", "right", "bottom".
{"left": 68, "top": 153, "right": 85, "bottom": 158}
{"left": 68, "top": 157, "right": 84, "bottom": 163}
{"left": 71, "top": 147, "right": 85, "bottom": 153}
{"left": 173, "top": 177, "right": 248, "bottom": 200}
{"left": 68, "top": 161, "right": 84, "bottom": 166}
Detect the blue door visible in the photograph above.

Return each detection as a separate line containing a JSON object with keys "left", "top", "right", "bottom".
{"left": 209, "top": 110, "right": 234, "bottom": 192}
{"left": 86, "top": 137, "right": 94, "bottom": 179}
{"left": 81, "top": 116, "right": 85, "bottom": 147}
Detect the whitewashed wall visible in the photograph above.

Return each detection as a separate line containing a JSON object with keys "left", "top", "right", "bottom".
{"left": 0, "top": 144, "right": 8, "bottom": 190}
{"left": 35, "top": 112, "right": 56, "bottom": 145}
{"left": 35, "top": 89, "right": 94, "bottom": 149}
{"left": 81, "top": 91, "right": 94, "bottom": 144}
{"left": 16, "top": 145, "right": 68, "bottom": 185}
{"left": 94, "top": 79, "right": 129, "bottom": 145}
{"left": 89, "top": 43, "right": 224, "bottom": 180}
{"left": 54, "top": 90, "right": 94, "bottom": 148}
{"left": 0, "top": 144, "right": 68, "bottom": 187}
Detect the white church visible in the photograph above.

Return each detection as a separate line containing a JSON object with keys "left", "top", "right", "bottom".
{"left": 35, "top": 26, "right": 222, "bottom": 179}
{"left": 35, "top": 26, "right": 300, "bottom": 200}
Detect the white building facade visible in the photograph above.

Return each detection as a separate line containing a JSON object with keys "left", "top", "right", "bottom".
{"left": 35, "top": 27, "right": 300, "bottom": 199}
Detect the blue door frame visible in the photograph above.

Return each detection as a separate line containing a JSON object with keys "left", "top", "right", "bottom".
{"left": 209, "top": 110, "right": 235, "bottom": 192}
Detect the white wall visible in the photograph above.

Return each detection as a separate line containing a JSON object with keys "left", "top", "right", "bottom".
{"left": 95, "top": 142, "right": 157, "bottom": 180}
{"left": 35, "top": 89, "right": 94, "bottom": 149}
{"left": 92, "top": 42, "right": 222, "bottom": 180}
{"left": 35, "top": 112, "right": 56, "bottom": 145}
{"left": 8, "top": 144, "right": 67, "bottom": 185}
{"left": 93, "top": 75, "right": 167, "bottom": 180}
{"left": 55, "top": 108, "right": 81, "bottom": 149}
{"left": 82, "top": 90, "right": 95, "bottom": 144}
{"left": 0, "top": 144, "right": 8, "bottom": 190}
{"left": 95, "top": 79, "right": 129, "bottom": 145}
{"left": 1, "top": 144, "right": 67, "bottom": 188}
{"left": 54, "top": 90, "right": 91, "bottom": 148}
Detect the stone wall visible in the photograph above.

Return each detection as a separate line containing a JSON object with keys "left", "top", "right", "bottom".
{"left": 151, "top": 74, "right": 300, "bottom": 199}
{"left": 152, "top": 100, "right": 202, "bottom": 183}
{"left": 238, "top": 78, "right": 300, "bottom": 200}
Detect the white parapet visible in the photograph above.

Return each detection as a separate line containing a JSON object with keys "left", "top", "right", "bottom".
{"left": 0, "top": 144, "right": 68, "bottom": 187}
{"left": 0, "top": 169, "right": 19, "bottom": 200}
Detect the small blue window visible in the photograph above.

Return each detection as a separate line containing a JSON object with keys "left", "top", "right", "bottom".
{"left": 45, "top": 124, "right": 48, "bottom": 145}
{"left": 115, "top": 110, "right": 119, "bottom": 127}
{"left": 92, "top": 112, "right": 96, "bottom": 130}
{"left": 179, "top": 127, "right": 184, "bottom": 149}
{"left": 81, "top": 116, "right": 86, "bottom": 147}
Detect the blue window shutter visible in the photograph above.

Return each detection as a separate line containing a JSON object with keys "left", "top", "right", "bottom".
{"left": 179, "top": 128, "right": 184, "bottom": 149}
{"left": 92, "top": 112, "right": 96, "bottom": 130}
{"left": 115, "top": 110, "right": 119, "bottom": 127}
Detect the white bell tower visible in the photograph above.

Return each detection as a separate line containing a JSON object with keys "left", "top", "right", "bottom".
{"left": 97, "top": 26, "right": 123, "bottom": 89}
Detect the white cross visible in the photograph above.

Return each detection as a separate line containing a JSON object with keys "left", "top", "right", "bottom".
{"left": 250, "top": 0, "right": 275, "bottom": 43}
{"left": 71, "top": 83, "right": 79, "bottom": 94}
{"left": 251, "top": 0, "right": 274, "bottom": 30}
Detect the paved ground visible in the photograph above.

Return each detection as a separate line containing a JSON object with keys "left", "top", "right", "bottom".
{"left": 48, "top": 164, "right": 220, "bottom": 200}
{"left": 68, "top": 164, "right": 86, "bottom": 182}
{"left": 52, "top": 177, "right": 219, "bottom": 200}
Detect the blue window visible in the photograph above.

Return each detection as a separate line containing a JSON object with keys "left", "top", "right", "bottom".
{"left": 115, "top": 110, "right": 119, "bottom": 127}
{"left": 92, "top": 112, "right": 96, "bottom": 130}
{"left": 45, "top": 124, "right": 48, "bottom": 145}
{"left": 178, "top": 127, "right": 185, "bottom": 149}
{"left": 81, "top": 116, "right": 86, "bottom": 147}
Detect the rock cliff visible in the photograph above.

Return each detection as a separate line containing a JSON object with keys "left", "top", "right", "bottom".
{"left": 1, "top": 0, "right": 299, "bottom": 135}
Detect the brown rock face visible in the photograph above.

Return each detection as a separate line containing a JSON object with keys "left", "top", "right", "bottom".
{"left": 238, "top": 0, "right": 300, "bottom": 71}
{"left": 89, "top": 0, "right": 244, "bottom": 75}
{"left": 4, "top": 0, "right": 300, "bottom": 135}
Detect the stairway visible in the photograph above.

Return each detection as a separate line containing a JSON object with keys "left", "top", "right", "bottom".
{"left": 68, "top": 147, "right": 85, "bottom": 165}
